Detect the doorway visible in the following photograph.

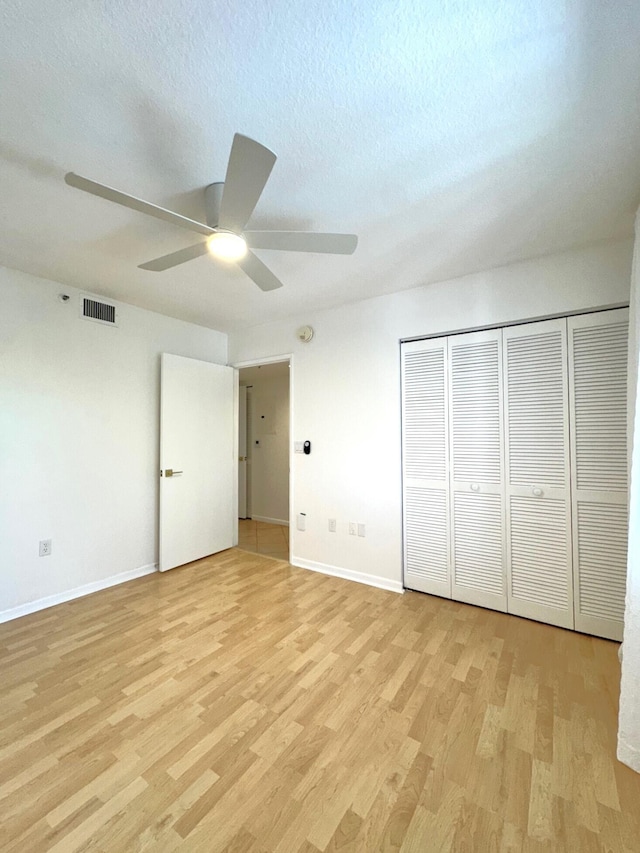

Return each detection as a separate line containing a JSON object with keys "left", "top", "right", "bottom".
{"left": 236, "top": 358, "right": 291, "bottom": 561}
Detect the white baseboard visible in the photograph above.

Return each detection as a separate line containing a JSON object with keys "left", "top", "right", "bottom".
{"left": 291, "top": 557, "right": 403, "bottom": 594}
{"left": 618, "top": 739, "right": 640, "bottom": 773}
{"left": 0, "top": 563, "right": 157, "bottom": 625}
{"left": 251, "top": 515, "right": 289, "bottom": 527}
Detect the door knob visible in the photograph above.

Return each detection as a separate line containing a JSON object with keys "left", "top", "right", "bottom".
{"left": 470, "top": 483, "right": 480, "bottom": 492}
{"left": 164, "top": 469, "right": 183, "bottom": 477}
{"left": 532, "top": 487, "right": 542, "bottom": 496}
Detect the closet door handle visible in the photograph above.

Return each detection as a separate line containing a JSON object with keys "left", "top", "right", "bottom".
{"left": 470, "top": 483, "right": 480, "bottom": 492}
{"left": 532, "top": 487, "right": 543, "bottom": 497}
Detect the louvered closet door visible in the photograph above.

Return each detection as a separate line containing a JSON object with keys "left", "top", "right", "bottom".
{"left": 448, "top": 330, "right": 507, "bottom": 611}
{"left": 401, "top": 338, "right": 450, "bottom": 597}
{"left": 568, "top": 309, "right": 629, "bottom": 641}
{"left": 503, "top": 319, "right": 573, "bottom": 629}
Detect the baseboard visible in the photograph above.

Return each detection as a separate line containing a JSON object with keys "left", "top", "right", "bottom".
{"left": 291, "top": 557, "right": 403, "bottom": 594}
{"left": 251, "top": 515, "right": 289, "bottom": 527}
{"left": 0, "top": 563, "right": 157, "bottom": 625}
{"left": 618, "top": 739, "right": 640, "bottom": 773}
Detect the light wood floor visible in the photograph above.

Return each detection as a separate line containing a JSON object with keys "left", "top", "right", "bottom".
{"left": 238, "top": 519, "right": 289, "bottom": 561}
{"left": 1, "top": 549, "right": 639, "bottom": 852}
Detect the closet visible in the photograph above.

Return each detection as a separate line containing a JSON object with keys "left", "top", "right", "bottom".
{"left": 401, "top": 308, "right": 629, "bottom": 641}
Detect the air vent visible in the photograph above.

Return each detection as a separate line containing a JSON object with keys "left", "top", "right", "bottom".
{"left": 81, "top": 296, "right": 117, "bottom": 327}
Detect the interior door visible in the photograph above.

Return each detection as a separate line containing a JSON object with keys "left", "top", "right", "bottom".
{"left": 401, "top": 337, "right": 451, "bottom": 598}
{"left": 449, "top": 329, "right": 507, "bottom": 611}
{"left": 568, "top": 308, "right": 629, "bottom": 640}
{"left": 503, "top": 318, "right": 573, "bottom": 629}
{"left": 238, "top": 385, "right": 247, "bottom": 518}
{"left": 159, "top": 353, "right": 238, "bottom": 572}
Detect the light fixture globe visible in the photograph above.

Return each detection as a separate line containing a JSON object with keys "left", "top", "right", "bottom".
{"left": 206, "top": 231, "right": 248, "bottom": 262}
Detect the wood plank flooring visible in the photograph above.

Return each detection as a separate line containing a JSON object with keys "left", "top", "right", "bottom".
{"left": 1, "top": 549, "right": 639, "bottom": 852}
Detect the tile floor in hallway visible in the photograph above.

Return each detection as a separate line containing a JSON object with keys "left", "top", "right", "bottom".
{"left": 238, "top": 519, "right": 290, "bottom": 561}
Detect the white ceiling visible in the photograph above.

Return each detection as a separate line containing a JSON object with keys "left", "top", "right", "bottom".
{"left": 1, "top": 1, "right": 639, "bottom": 332}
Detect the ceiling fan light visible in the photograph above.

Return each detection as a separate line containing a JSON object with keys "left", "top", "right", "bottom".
{"left": 207, "top": 231, "right": 247, "bottom": 262}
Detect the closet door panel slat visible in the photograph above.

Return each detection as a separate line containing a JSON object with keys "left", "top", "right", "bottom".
{"left": 402, "top": 338, "right": 451, "bottom": 597}
{"left": 503, "top": 318, "right": 574, "bottom": 630}
{"left": 569, "top": 308, "right": 629, "bottom": 641}
{"left": 449, "top": 329, "right": 506, "bottom": 611}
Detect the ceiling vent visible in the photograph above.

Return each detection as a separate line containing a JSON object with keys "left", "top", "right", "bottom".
{"left": 81, "top": 296, "right": 117, "bottom": 327}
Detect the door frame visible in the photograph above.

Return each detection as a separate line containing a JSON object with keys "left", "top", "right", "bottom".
{"left": 233, "top": 353, "right": 294, "bottom": 540}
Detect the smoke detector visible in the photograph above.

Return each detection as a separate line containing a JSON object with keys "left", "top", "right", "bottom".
{"left": 296, "top": 325, "right": 314, "bottom": 343}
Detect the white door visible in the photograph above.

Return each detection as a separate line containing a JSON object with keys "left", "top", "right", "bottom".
{"left": 503, "top": 318, "right": 573, "bottom": 629}
{"left": 238, "top": 385, "right": 247, "bottom": 518}
{"left": 159, "top": 353, "right": 238, "bottom": 572}
{"left": 448, "top": 329, "right": 507, "bottom": 611}
{"left": 401, "top": 338, "right": 451, "bottom": 597}
{"left": 568, "top": 308, "right": 629, "bottom": 640}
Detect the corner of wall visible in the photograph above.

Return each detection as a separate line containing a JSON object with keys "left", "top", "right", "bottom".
{"left": 618, "top": 204, "right": 640, "bottom": 774}
{"left": 291, "top": 556, "right": 404, "bottom": 595}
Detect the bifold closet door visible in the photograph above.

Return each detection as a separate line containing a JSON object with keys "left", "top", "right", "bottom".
{"left": 568, "top": 308, "right": 629, "bottom": 641}
{"left": 448, "top": 330, "right": 507, "bottom": 611}
{"left": 503, "top": 318, "right": 574, "bottom": 629}
{"left": 401, "top": 338, "right": 450, "bottom": 597}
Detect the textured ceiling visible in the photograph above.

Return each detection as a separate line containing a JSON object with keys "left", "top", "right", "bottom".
{"left": 1, "top": 0, "right": 639, "bottom": 332}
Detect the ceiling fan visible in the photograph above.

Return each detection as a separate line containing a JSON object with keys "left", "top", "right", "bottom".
{"left": 64, "top": 134, "right": 358, "bottom": 291}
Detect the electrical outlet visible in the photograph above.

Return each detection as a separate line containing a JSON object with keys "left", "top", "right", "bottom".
{"left": 349, "top": 522, "right": 356, "bottom": 535}
{"left": 358, "top": 523, "right": 366, "bottom": 537}
{"left": 297, "top": 513, "right": 306, "bottom": 532}
{"left": 39, "top": 539, "right": 52, "bottom": 557}
{"left": 328, "top": 518, "right": 336, "bottom": 532}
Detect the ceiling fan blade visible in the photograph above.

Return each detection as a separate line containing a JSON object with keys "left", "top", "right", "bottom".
{"left": 218, "top": 135, "right": 277, "bottom": 233}
{"left": 138, "top": 242, "right": 209, "bottom": 271}
{"left": 236, "top": 251, "right": 283, "bottom": 291}
{"left": 244, "top": 231, "right": 358, "bottom": 255}
{"left": 65, "top": 173, "right": 214, "bottom": 238}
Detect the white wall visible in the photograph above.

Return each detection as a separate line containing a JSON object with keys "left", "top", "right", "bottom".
{"left": 230, "top": 238, "right": 632, "bottom": 592}
{"left": 243, "top": 372, "right": 290, "bottom": 525}
{"left": 619, "top": 214, "right": 640, "bottom": 773}
{"left": 0, "top": 267, "right": 227, "bottom": 620}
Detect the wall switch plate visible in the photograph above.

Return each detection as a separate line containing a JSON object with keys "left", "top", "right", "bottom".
{"left": 349, "top": 522, "right": 356, "bottom": 535}
{"left": 297, "top": 513, "right": 306, "bottom": 531}
{"left": 328, "top": 518, "right": 337, "bottom": 532}
{"left": 294, "top": 441, "right": 304, "bottom": 453}
{"left": 39, "top": 539, "right": 52, "bottom": 557}
{"left": 357, "top": 523, "right": 366, "bottom": 537}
